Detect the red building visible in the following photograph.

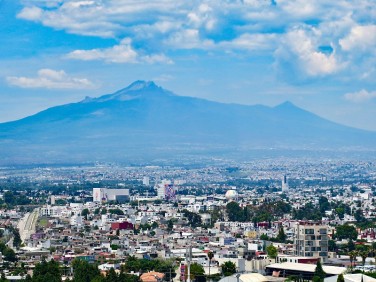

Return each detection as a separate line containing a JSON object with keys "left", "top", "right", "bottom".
{"left": 111, "top": 222, "right": 133, "bottom": 230}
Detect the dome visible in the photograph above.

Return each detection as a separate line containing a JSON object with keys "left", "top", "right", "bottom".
{"left": 225, "top": 189, "right": 237, "bottom": 200}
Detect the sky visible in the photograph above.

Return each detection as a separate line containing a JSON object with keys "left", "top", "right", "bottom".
{"left": 0, "top": 0, "right": 375, "bottom": 130}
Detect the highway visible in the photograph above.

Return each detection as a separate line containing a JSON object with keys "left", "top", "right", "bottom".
{"left": 17, "top": 209, "right": 39, "bottom": 242}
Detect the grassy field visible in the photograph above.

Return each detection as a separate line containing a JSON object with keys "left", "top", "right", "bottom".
{"left": 38, "top": 217, "right": 48, "bottom": 228}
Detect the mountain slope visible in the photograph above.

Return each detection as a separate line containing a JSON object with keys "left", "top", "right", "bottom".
{"left": 0, "top": 81, "right": 375, "bottom": 164}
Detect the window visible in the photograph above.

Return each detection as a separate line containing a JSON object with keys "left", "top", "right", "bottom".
{"left": 305, "top": 229, "right": 314, "bottom": 234}
{"left": 319, "top": 229, "right": 327, "bottom": 234}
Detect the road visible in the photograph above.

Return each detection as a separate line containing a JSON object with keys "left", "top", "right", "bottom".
{"left": 17, "top": 209, "right": 39, "bottom": 242}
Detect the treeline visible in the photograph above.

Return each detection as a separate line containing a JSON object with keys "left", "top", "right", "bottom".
{"left": 21, "top": 257, "right": 176, "bottom": 282}
{"left": 226, "top": 200, "right": 291, "bottom": 223}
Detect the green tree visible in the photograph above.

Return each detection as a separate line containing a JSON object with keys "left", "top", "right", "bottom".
{"left": 359, "top": 250, "right": 369, "bottom": 268}
{"left": 336, "top": 224, "right": 358, "bottom": 240}
{"left": 72, "top": 259, "right": 101, "bottom": 282}
{"left": 105, "top": 268, "right": 118, "bottom": 282}
{"left": 109, "top": 209, "right": 124, "bottom": 215}
{"left": 349, "top": 250, "right": 358, "bottom": 269}
{"left": 221, "top": 261, "right": 237, "bottom": 277}
{"left": 328, "top": 240, "right": 337, "bottom": 252}
{"left": 167, "top": 220, "right": 174, "bottom": 232}
{"left": 354, "top": 209, "right": 366, "bottom": 222}
{"left": 32, "top": 259, "right": 62, "bottom": 282}
{"left": 187, "top": 262, "right": 205, "bottom": 281}
{"left": 348, "top": 239, "right": 355, "bottom": 251}
{"left": 3, "top": 247, "right": 17, "bottom": 262}
{"left": 0, "top": 273, "right": 7, "bottom": 282}
{"left": 276, "top": 227, "right": 287, "bottom": 243}
{"left": 182, "top": 209, "right": 202, "bottom": 227}
{"left": 266, "top": 245, "right": 278, "bottom": 259}
{"left": 313, "top": 260, "right": 326, "bottom": 282}
{"left": 118, "top": 272, "right": 140, "bottom": 282}
{"left": 154, "top": 259, "right": 176, "bottom": 281}
{"left": 337, "top": 274, "right": 345, "bottom": 282}
{"left": 81, "top": 208, "right": 90, "bottom": 219}
{"left": 226, "top": 202, "right": 246, "bottom": 222}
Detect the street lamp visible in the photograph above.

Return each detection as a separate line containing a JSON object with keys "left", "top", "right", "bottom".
{"left": 236, "top": 273, "right": 241, "bottom": 282}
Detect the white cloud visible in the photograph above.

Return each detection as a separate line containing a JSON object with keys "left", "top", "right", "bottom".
{"left": 221, "top": 33, "right": 277, "bottom": 51}
{"left": 16, "top": 0, "right": 376, "bottom": 80}
{"left": 340, "top": 25, "right": 376, "bottom": 52}
{"left": 276, "top": 27, "right": 342, "bottom": 77}
{"left": 344, "top": 89, "right": 376, "bottom": 103}
{"left": 165, "top": 29, "right": 214, "bottom": 49}
{"left": 67, "top": 38, "right": 172, "bottom": 64}
{"left": 17, "top": 6, "right": 43, "bottom": 21}
{"left": 6, "top": 69, "right": 96, "bottom": 89}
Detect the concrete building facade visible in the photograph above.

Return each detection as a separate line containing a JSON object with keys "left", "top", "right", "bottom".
{"left": 294, "top": 222, "right": 329, "bottom": 262}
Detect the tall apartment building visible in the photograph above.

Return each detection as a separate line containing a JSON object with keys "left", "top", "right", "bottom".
{"left": 294, "top": 222, "right": 329, "bottom": 262}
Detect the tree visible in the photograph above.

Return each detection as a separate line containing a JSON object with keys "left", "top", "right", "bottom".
{"left": 348, "top": 239, "right": 355, "bottom": 251}
{"left": 276, "top": 227, "right": 287, "bottom": 243}
{"left": 208, "top": 251, "right": 214, "bottom": 278}
{"left": 167, "top": 220, "right": 174, "bottom": 232}
{"left": 354, "top": 209, "right": 366, "bottom": 222}
{"left": 221, "top": 261, "right": 236, "bottom": 277}
{"left": 3, "top": 247, "right": 17, "bottom": 262}
{"left": 313, "top": 260, "right": 326, "bottom": 282}
{"left": 154, "top": 259, "right": 176, "bottom": 281}
{"left": 109, "top": 208, "right": 124, "bottom": 215}
{"left": 32, "top": 259, "right": 62, "bottom": 282}
{"left": 72, "top": 259, "right": 101, "bottom": 282}
{"left": 187, "top": 262, "right": 205, "bottom": 281}
{"left": 12, "top": 228, "right": 22, "bottom": 249}
{"left": 182, "top": 209, "right": 202, "bottom": 227}
{"left": 81, "top": 208, "right": 90, "bottom": 219}
{"left": 105, "top": 268, "right": 118, "bottom": 282}
{"left": 266, "top": 245, "right": 278, "bottom": 259}
{"left": 349, "top": 250, "right": 358, "bottom": 269}
{"left": 328, "top": 240, "right": 337, "bottom": 252}
{"left": 336, "top": 224, "right": 358, "bottom": 240}
{"left": 118, "top": 272, "right": 140, "bottom": 282}
{"left": 337, "top": 274, "right": 345, "bottom": 282}
{"left": 359, "top": 250, "right": 369, "bottom": 268}
{"left": 226, "top": 202, "right": 246, "bottom": 222}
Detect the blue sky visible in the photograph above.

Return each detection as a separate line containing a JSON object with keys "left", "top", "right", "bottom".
{"left": 0, "top": 0, "right": 375, "bottom": 130}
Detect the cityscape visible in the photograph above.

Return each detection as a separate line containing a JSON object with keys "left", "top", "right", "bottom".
{"left": 0, "top": 158, "right": 374, "bottom": 281}
{"left": 0, "top": 1, "right": 376, "bottom": 282}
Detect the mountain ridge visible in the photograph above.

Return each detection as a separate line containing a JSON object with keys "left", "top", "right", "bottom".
{"left": 0, "top": 81, "right": 375, "bottom": 164}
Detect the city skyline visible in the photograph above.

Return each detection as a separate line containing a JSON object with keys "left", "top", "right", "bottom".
{"left": 0, "top": 1, "right": 375, "bottom": 130}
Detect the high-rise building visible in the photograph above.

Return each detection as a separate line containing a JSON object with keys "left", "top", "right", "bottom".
{"left": 294, "top": 222, "right": 329, "bottom": 262}
{"left": 282, "top": 175, "right": 289, "bottom": 192}
{"left": 156, "top": 180, "right": 176, "bottom": 201}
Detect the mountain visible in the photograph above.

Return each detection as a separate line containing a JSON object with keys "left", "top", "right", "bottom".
{"left": 0, "top": 80, "right": 375, "bottom": 164}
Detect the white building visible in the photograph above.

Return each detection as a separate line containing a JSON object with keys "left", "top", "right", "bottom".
{"left": 93, "top": 188, "right": 129, "bottom": 202}
{"left": 142, "top": 177, "right": 150, "bottom": 186}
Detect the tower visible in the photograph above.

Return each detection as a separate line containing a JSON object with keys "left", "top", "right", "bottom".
{"left": 282, "top": 175, "right": 289, "bottom": 192}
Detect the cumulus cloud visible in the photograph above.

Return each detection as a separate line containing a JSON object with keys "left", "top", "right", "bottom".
{"left": 6, "top": 69, "right": 96, "bottom": 89}
{"left": 344, "top": 89, "right": 376, "bottom": 103}
{"left": 340, "top": 25, "right": 376, "bottom": 52}
{"left": 275, "top": 27, "right": 342, "bottom": 77}
{"left": 67, "top": 38, "right": 172, "bottom": 64}
{"left": 16, "top": 0, "right": 376, "bottom": 79}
